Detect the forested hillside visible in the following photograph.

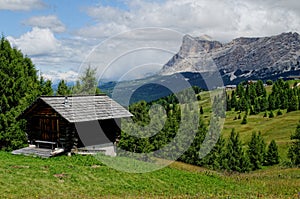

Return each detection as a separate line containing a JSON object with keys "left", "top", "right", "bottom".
{"left": 119, "top": 80, "right": 300, "bottom": 172}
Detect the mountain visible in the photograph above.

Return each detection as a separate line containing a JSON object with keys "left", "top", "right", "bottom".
{"left": 100, "top": 32, "right": 300, "bottom": 104}
{"left": 160, "top": 32, "right": 300, "bottom": 84}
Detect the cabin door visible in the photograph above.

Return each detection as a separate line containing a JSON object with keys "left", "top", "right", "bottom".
{"left": 40, "top": 118, "right": 59, "bottom": 142}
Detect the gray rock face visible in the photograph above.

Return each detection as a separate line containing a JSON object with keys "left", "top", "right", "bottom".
{"left": 160, "top": 32, "right": 300, "bottom": 81}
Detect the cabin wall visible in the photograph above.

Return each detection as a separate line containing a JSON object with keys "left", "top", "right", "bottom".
{"left": 26, "top": 102, "right": 60, "bottom": 142}
{"left": 24, "top": 101, "right": 77, "bottom": 150}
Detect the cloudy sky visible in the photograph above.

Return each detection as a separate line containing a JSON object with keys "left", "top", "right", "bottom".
{"left": 1, "top": 0, "right": 300, "bottom": 83}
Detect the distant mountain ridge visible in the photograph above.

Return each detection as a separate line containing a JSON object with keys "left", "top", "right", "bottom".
{"left": 100, "top": 32, "right": 300, "bottom": 104}
{"left": 160, "top": 32, "right": 300, "bottom": 82}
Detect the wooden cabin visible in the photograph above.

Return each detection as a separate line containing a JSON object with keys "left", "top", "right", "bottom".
{"left": 13, "top": 95, "right": 132, "bottom": 157}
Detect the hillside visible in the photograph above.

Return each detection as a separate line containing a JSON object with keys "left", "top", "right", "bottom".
{"left": 197, "top": 81, "right": 300, "bottom": 160}
{"left": 0, "top": 152, "right": 299, "bottom": 198}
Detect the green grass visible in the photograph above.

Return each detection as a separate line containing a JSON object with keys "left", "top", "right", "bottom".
{"left": 197, "top": 82, "right": 300, "bottom": 161}
{"left": 222, "top": 110, "right": 300, "bottom": 160}
{"left": 1, "top": 81, "right": 299, "bottom": 198}
{"left": 0, "top": 152, "right": 299, "bottom": 198}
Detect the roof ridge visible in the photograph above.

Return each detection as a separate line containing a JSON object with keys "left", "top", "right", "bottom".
{"left": 40, "top": 94, "right": 107, "bottom": 98}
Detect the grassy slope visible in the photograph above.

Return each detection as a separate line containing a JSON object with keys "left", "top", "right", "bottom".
{"left": 1, "top": 81, "right": 299, "bottom": 198}
{"left": 223, "top": 110, "right": 299, "bottom": 160}
{"left": 0, "top": 152, "right": 299, "bottom": 198}
{"left": 198, "top": 81, "right": 300, "bottom": 161}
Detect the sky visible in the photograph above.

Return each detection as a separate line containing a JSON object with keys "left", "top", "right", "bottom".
{"left": 1, "top": 0, "right": 300, "bottom": 83}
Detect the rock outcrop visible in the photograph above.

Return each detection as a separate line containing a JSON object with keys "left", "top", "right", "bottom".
{"left": 160, "top": 32, "right": 300, "bottom": 82}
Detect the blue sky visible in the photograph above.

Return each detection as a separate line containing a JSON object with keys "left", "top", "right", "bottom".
{"left": 1, "top": 0, "right": 299, "bottom": 82}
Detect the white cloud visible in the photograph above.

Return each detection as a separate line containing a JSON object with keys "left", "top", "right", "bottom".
{"left": 24, "top": 15, "right": 66, "bottom": 33}
{"left": 7, "top": 27, "right": 92, "bottom": 83}
{"left": 8, "top": 27, "right": 61, "bottom": 56}
{"left": 42, "top": 70, "right": 79, "bottom": 83}
{"left": 0, "top": 0, "right": 45, "bottom": 11}
{"left": 78, "top": 0, "right": 300, "bottom": 42}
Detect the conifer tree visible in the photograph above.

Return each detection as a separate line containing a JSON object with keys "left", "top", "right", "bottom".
{"left": 39, "top": 76, "right": 53, "bottom": 96}
{"left": 231, "top": 91, "right": 237, "bottom": 109}
{"left": 72, "top": 66, "right": 101, "bottom": 95}
{"left": 287, "top": 94, "right": 299, "bottom": 112}
{"left": 223, "top": 129, "right": 250, "bottom": 172}
{"left": 247, "top": 132, "right": 266, "bottom": 170}
{"left": 265, "top": 140, "right": 280, "bottom": 165}
{"left": 253, "top": 98, "right": 261, "bottom": 114}
{"left": 0, "top": 37, "right": 42, "bottom": 150}
{"left": 57, "top": 79, "right": 70, "bottom": 96}
{"left": 236, "top": 83, "right": 245, "bottom": 97}
{"left": 268, "top": 94, "right": 276, "bottom": 111}
{"left": 202, "top": 135, "right": 226, "bottom": 170}
{"left": 259, "top": 97, "right": 268, "bottom": 112}
{"left": 288, "top": 121, "right": 300, "bottom": 166}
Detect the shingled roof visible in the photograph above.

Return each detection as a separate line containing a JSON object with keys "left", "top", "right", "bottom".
{"left": 24, "top": 95, "right": 132, "bottom": 123}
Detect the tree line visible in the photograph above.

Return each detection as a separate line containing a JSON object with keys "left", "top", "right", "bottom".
{"left": 227, "top": 79, "right": 300, "bottom": 117}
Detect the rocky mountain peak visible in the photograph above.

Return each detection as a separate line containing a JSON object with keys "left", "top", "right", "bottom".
{"left": 160, "top": 32, "right": 300, "bottom": 82}
{"left": 180, "top": 34, "right": 223, "bottom": 56}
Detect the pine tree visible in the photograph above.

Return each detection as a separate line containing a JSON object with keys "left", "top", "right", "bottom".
{"left": 72, "top": 66, "right": 101, "bottom": 95}
{"left": 287, "top": 93, "right": 298, "bottom": 112}
{"left": 222, "top": 129, "right": 250, "bottom": 172}
{"left": 247, "top": 132, "right": 266, "bottom": 170}
{"left": 265, "top": 140, "right": 280, "bottom": 165}
{"left": 253, "top": 98, "right": 261, "bottom": 114}
{"left": 236, "top": 83, "right": 245, "bottom": 98}
{"left": 288, "top": 121, "right": 300, "bottom": 166}
{"left": 201, "top": 135, "right": 226, "bottom": 170}
{"left": 256, "top": 80, "right": 265, "bottom": 97}
{"left": 39, "top": 76, "right": 53, "bottom": 96}
{"left": 259, "top": 97, "right": 268, "bottom": 112}
{"left": 0, "top": 37, "right": 41, "bottom": 150}
{"left": 57, "top": 80, "right": 70, "bottom": 96}
{"left": 231, "top": 91, "right": 237, "bottom": 109}
{"left": 268, "top": 94, "right": 276, "bottom": 111}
